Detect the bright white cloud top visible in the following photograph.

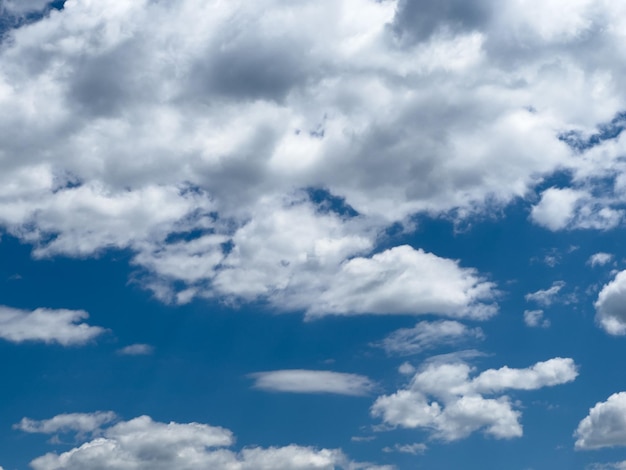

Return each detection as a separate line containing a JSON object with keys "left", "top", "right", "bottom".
{"left": 595, "top": 270, "right": 626, "bottom": 335}
{"left": 14, "top": 412, "right": 118, "bottom": 436}
{"left": 250, "top": 370, "right": 375, "bottom": 396}
{"left": 575, "top": 393, "right": 626, "bottom": 450}
{"left": 372, "top": 357, "right": 578, "bottom": 441}
{"left": 19, "top": 414, "right": 388, "bottom": 470}
{"left": 0, "top": 306, "right": 105, "bottom": 345}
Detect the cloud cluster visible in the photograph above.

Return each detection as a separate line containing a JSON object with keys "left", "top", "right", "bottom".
{"left": 20, "top": 414, "right": 391, "bottom": 470}
{"left": 372, "top": 357, "right": 578, "bottom": 441}
{"left": 0, "top": 306, "right": 105, "bottom": 345}
{"left": 1, "top": 0, "right": 626, "bottom": 310}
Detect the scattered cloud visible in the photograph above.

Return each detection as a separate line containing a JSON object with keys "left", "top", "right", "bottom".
{"left": 372, "top": 357, "right": 578, "bottom": 441}
{"left": 524, "top": 310, "right": 550, "bottom": 328}
{"left": 588, "top": 253, "right": 614, "bottom": 267}
{"left": 377, "top": 320, "right": 484, "bottom": 356}
{"left": 525, "top": 281, "right": 566, "bottom": 306}
{"left": 117, "top": 344, "right": 154, "bottom": 356}
{"left": 382, "top": 443, "right": 427, "bottom": 455}
{"left": 250, "top": 370, "right": 375, "bottom": 396}
{"left": 575, "top": 393, "right": 626, "bottom": 449}
{"left": 0, "top": 306, "right": 105, "bottom": 346}
{"left": 595, "top": 271, "right": 626, "bottom": 335}
{"left": 14, "top": 412, "right": 117, "bottom": 437}
{"left": 21, "top": 414, "right": 390, "bottom": 470}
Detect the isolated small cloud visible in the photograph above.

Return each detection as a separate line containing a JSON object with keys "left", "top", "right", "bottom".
{"left": 525, "top": 281, "right": 565, "bottom": 306}
{"left": 378, "top": 320, "right": 484, "bottom": 356}
{"left": 588, "top": 253, "right": 614, "bottom": 267}
{"left": 14, "top": 412, "right": 117, "bottom": 436}
{"left": 524, "top": 310, "right": 550, "bottom": 328}
{"left": 595, "top": 271, "right": 626, "bottom": 335}
{"left": 0, "top": 306, "right": 105, "bottom": 346}
{"left": 372, "top": 357, "right": 577, "bottom": 441}
{"left": 382, "top": 443, "right": 427, "bottom": 455}
{"left": 250, "top": 370, "right": 375, "bottom": 396}
{"left": 117, "top": 344, "right": 154, "bottom": 356}
{"left": 531, "top": 188, "right": 585, "bottom": 231}
{"left": 575, "top": 393, "right": 626, "bottom": 449}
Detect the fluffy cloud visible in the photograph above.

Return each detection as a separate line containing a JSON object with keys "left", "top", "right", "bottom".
{"left": 250, "top": 370, "right": 375, "bottom": 396}
{"left": 20, "top": 414, "right": 389, "bottom": 470}
{"left": 372, "top": 357, "right": 577, "bottom": 441}
{"left": 0, "top": 306, "right": 105, "bottom": 345}
{"left": 595, "top": 270, "right": 626, "bottom": 335}
{"left": 378, "top": 320, "right": 484, "bottom": 356}
{"left": 1, "top": 0, "right": 626, "bottom": 309}
{"left": 117, "top": 344, "right": 154, "bottom": 356}
{"left": 588, "top": 252, "right": 614, "bottom": 267}
{"left": 525, "top": 281, "right": 566, "bottom": 306}
{"left": 523, "top": 309, "right": 550, "bottom": 328}
{"left": 575, "top": 393, "right": 626, "bottom": 449}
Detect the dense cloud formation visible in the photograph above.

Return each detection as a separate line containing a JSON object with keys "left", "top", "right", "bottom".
{"left": 20, "top": 414, "right": 391, "bottom": 470}
{"left": 575, "top": 393, "right": 626, "bottom": 450}
{"left": 372, "top": 357, "right": 578, "bottom": 441}
{"left": 0, "top": 306, "right": 105, "bottom": 345}
{"left": 1, "top": 0, "right": 626, "bottom": 312}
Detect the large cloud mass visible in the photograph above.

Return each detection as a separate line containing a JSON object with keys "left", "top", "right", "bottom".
{"left": 1, "top": 0, "right": 626, "bottom": 311}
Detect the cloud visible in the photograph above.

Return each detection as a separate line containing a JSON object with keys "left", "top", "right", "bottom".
{"left": 382, "top": 443, "right": 427, "bottom": 455}
{"left": 0, "top": 306, "right": 105, "bottom": 346}
{"left": 575, "top": 393, "right": 626, "bottom": 449}
{"left": 588, "top": 252, "right": 614, "bottom": 267}
{"left": 14, "top": 412, "right": 117, "bottom": 436}
{"left": 2, "top": 0, "right": 625, "bottom": 311}
{"left": 523, "top": 310, "right": 550, "bottom": 328}
{"left": 250, "top": 370, "right": 375, "bottom": 396}
{"left": 372, "top": 357, "right": 577, "bottom": 441}
{"left": 117, "top": 344, "right": 154, "bottom": 356}
{"left": 377, "top": 320, "right": 484, "bottom": 356}
{"left": 595, "top": 270, "right": 626, "bottom": 335}
{"left": 525, "top": 281, "right": 566, "bottom": 306}
{"left": 1, "top": 0, "right": 51, "bottom": 14}
{"left": 21, "top": 414, "right": 390, "bottom": 470}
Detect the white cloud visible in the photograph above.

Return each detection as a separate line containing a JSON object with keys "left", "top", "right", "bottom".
{"left": 589, "top": 252, "right": 614, "bottom": 267}
{"left": 117, "top": 344, "right": 154, "bottom": 356}
{"left": 250, "top": 370, "right": 375, "bottom": 396}
{"left": 378, "top": 320, "right": 484, "bottom": 355}
{"left": 22, "top": 414, "right": 389, "bottom": 470}
{"left": 531, "top": 188, "right": 587, "bottom": 231}
{"left": 595, "top": 270, "right": 626, "bottom": 335}
{"left": 382, "top": 443, "right": 427, "bottom": 455}
{"left": 525, "top": 281, "right": 566, "bottom": 306}
{"left": 0, "top": 306, "right": 105, "bottom": 346}
{"left": 14, "top": 412, "right": 117, "bottom": 436}
{"left": 372, "top": 357, "right": 577, "bottom": 441}
{"left": 575, "top": 393, "right": 626, "bottom": 449}
{"left": 523, "top": 310, "right": 550, "bottom": 328}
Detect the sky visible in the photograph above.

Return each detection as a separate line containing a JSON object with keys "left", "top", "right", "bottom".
{"left": 3, "top": 0, "right": 626, "bottom": 468}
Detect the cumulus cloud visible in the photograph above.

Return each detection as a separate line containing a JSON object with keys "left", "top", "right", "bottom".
{"left": 588, "top": 252, "right": 614, "bottom": 267}
{"left": 21, "top": 414, "right": 389, "bottom": 470}
{"left": 525, "top": 281, "right": 566, "bottom": 306}
{"left": 523, "top": 310, "right": 550, "bottom": 328}
{"left": 250, "top": 370, "right": 375, "bottom": 396}
{"left": 378, "top": 320, "right": 484, "bottom": 356}
{"left": 0, "top": 306, "right": 105, "bottom": 345}
{"left": 575, "top": 393, "right": 626, "bottom": 449}
{"left": 1, "top": 0, "right": 626, "bottom": 311}
{"left": 372, "top": 357, "right": 577, "bottom": 441}
{"left": 117, "top": 344, "right": 154, "bottom": 356}
{"left": 595, "top": 270, "right": 626, "bottom": 335}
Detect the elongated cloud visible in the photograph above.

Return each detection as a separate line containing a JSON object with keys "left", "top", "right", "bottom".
{"left": 250, "top": 370, "right": 375, "bottom": 396}
{"left": 0, "top": 306, "right": 105, "bottom": 345}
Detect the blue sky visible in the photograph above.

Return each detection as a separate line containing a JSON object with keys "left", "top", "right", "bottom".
{"left": 2, "top": 0, "right": 626, "bottom": 469}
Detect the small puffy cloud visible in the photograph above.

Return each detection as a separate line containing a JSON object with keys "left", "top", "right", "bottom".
{"left": 305, "top": 246, "right": 497, "bottom": 319}
{"left": 250, "top": 370, "right": 375, "bottom": 396}
{"left": 524, "top": 310, "right": 550, "bottom": 328}
{"left": 23, "top": 414, "right": 386, "bottom": 470}
{"left": 595, "top": 271, "right": 626, "bottom": 335}
{"left": 117, "top": 344, "right": 154, "bottom": 356}
{"left": 525, "top": 281, "right": 566, "bottom": 306}
{"left": 378, "top": 320, "right": 484, "bottom": 356}
{"left": 575, "top": 393, "right": 626, "bottom": 449}
{"left": 372, "top": 357, "right": 577, "bottom": 441}
{"left": 588, "top": 252, "right": 614, "bottom": 267}
{"left": 0, "top": 306, "right": 105, "bottom": 346}
{"left": 14, "top": 412, "right": 117, "bottom": 436}
{"left": 530, "top": 188, "right": 586, "bottom": 231}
